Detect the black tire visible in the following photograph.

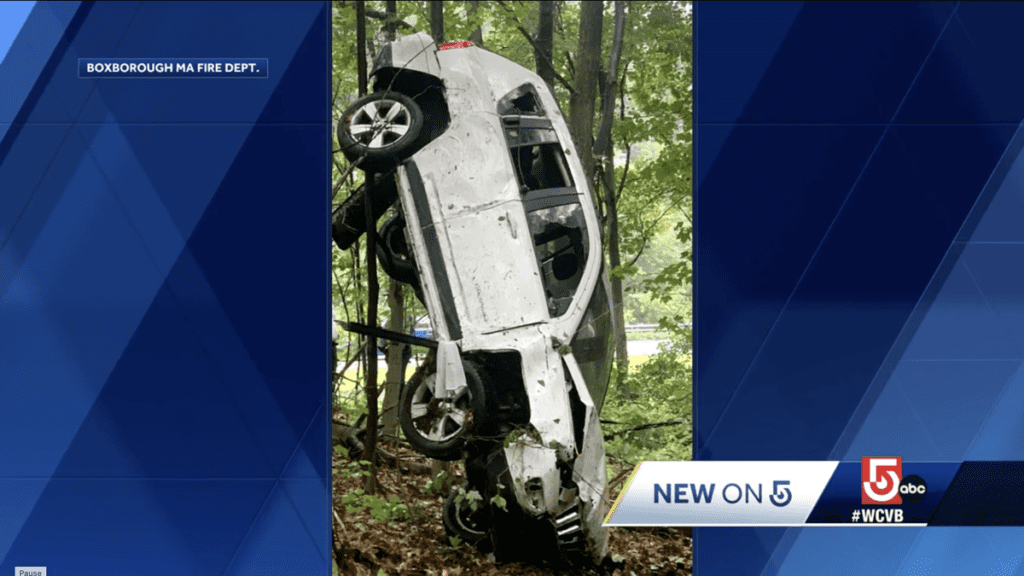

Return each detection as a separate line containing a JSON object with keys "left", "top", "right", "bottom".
{"left": 337, "top": 91, "right": 424, "bottom": 173}
{"left": 399, "top": 360, "right": 486, "bottom": 461}
{"left": 375, "top": 215, "right": 420, "bottom": 287}
{"left": 442, "top": 488, "right": 491, "bottom": 547}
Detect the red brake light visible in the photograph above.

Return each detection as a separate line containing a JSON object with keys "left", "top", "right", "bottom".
{"left": 438, "top": 41, "right": 474, "bottom": 51}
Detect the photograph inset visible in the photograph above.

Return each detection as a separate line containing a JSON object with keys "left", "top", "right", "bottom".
{"left": 330, "top": 2, "right": 691, "bottom": 574}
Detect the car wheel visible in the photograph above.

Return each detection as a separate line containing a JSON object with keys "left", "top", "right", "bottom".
{"left": 442, "top": 487, "right": 491, "bottom": 546}
{"left": 337, "top": 91, "right": 424, "bottom": 172}
{"left": 375, "top": 215, "right": 420, "bottom": 287}
{"left": 400, "top": 360, "right": 486, "bottom": 461}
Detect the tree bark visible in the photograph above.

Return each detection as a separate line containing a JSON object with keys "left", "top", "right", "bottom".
{"left": 384, "top": 0, "right": 397, "bottom": 41}
{"left": 468, "top": 0, "right": 483, "bottom": 47}
{"left": 568, "top": 0, "right": 603, "bottom": 185}
{"left": 355, "top": 0, "right": 367, "bottom": 97}
{"left": 535, "top": 0, "right": 555, "bottom": 95}
{"left": 381, "top": 280, "right": 404, "bottom": 439}
{"left": 594, "top": 1, "right": 624, "bottom": 163}
{"left": 357, "top": 0, "right": 378, "bottom": 493}
{"left": 595, "top": 0, "right": 629, "bottom": 395}
{"left": 430, "top": 1, "right": 444, "bottom": 44}
{"left": 363, "top": 206, "right": 379, "bottom": 495}
{"left": 605, "top": 171, "right": 629, "bottom": 394}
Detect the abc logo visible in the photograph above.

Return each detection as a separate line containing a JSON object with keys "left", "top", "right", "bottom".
{"left": 898, "top": 475, "right": 927, "bottom": 504}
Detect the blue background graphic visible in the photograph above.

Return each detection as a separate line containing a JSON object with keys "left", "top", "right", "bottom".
{"left": 0, "top": 2, "right": 329, "bottom": 575}
{"left": 0, "top": 2, "right": 34, "bottom": 64}
{"left": 697, "top": 2, "right": 1024, "bottom": 574}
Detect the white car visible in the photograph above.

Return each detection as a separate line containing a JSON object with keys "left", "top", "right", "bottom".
{"left": 335, "top": 33, "right": 615, "bottom": 564}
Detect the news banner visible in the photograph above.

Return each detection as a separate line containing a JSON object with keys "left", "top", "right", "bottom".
{"left": 603, "top": 459, "right": 1024, "bottom": 526}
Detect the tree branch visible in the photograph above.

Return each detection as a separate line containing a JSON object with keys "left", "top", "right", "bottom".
{"left": 365, "top": 8, "right": 411, "bottom": 30}
{"left": 594, "top": 0, "right": 626, "bottom": 157}
{"left": 494, "top": 0, "right": 575, "bottom": 94}
{"left": 628, "top": 203, "right": 678, "bottom": 269}
{"left": 516, "top": 26, "right": 575, "bottom": 94}
{"left": 619, "top": 60, "right": 630, "bottom": 120}
{"left": 604, "top": 420, "right": 689, "bottom": 441}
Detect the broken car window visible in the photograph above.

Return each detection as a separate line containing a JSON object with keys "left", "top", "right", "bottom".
{"left": 570, "top": 274, "right": 613, "bottom": 411}
{"left": 526, "top": 202, "right": 588, "bottom": 317}
{"left": 497, "top": 83, "right": 545, "bottom": 116}
{"left": 511, "top": 141, "right": 574, "bottom": 192}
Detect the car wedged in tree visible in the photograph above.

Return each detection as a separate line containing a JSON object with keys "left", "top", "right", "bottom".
{"left": 334, "top": 32, "right": 615, "bottom": 564}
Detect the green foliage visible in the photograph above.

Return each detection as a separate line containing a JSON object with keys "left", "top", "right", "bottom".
{"left": 331, "top": 2, "right": 694, "bottom": 475}
{"left": 341, "top": 489, "right": 409, "bottom": 523}
{"left": 337, "top": 457, "right": 372, "bottom": 480}
{"left": 490, "top": 483, "right": 508, "bottom": 512}
{"left": 421, "top": 470, "right": 449, "bottom": 496}
{"left": 603, "top": 329, "right": 693, "bottom": 469}
{"left": 613, "top": 1, "right": 693, "bottom": 303}
{"left": 454, "top": 485, "right": 483, "bottom": 512}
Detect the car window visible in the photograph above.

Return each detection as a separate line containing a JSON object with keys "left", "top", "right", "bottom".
{"left": 569, "top": 274, "right": 613, "bottom": 411}
{"left": 497, "top": 83, "right": 545, "bottom": 116}
{"left": 526, "top": 202, "right": 588, "bottom": 317}
{"left": 511, "top": 141, "right": 573, "bottom": 193}
{"left": 499, "top": 84, "right": 590, "bottom": 319}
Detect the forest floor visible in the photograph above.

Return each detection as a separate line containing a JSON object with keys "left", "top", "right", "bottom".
{"left": 333, "top": 443, "right": 692, "bottom": 576}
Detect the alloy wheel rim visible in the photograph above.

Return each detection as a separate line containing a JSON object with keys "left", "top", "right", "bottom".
{"left": 409, "top": 374, "right": 470, "bottom": 443}
{"left": 348, "top": 99, "right": 411, "bottom": 149}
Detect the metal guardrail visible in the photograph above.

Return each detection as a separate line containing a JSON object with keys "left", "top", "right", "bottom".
{"left": 624, "top": 323, "right": 692, "bottom": 332}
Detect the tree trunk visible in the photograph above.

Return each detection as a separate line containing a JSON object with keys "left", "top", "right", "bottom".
{"left": 355, "top": 0, "right": 368, "bottom": 97}
{"left": 535, "top": 0, "right": 555, "bottom": 95}
{"left": 595, "top": 0, "right": 629, "bottom": 395}
{"left": 568, "top": 0, "right": 603, "bottom": 185}
{"left": 430, "top": 1, "right": 444, "bottom": 44}
{"left": 376, "top": 0, "right": 403, "bottom": 446}
{"left": 363, "top": 182, "right": 379, "bottom": 494}
{"left": 605, "top": 172, "right": 629, "bottom": 394}
{"left": 385, "top": 0, "right": 397, "bottom": 41}
{"left": 468, "top": 0, "right": 483, "bottom": 47}
{"left": 357, "top": 0, "right": 378, "bottom": 494}
{"left": 381, "top": 280, "right": 404, "bottom": 439}
{"left": 594, "top": 1, "right": 624, "bottom": 163}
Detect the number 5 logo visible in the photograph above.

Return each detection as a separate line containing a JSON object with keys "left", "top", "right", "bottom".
{"left": 769, "top": 480, "right": 792, "bottom": 507}
{"left": 862, "top": 457, "right": 902, "bottom": 505}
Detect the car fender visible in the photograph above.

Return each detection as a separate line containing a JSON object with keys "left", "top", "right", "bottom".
{"left": 504, "top": 440, "right": 560, "bottom": 517}
{"left": 517, "top": 331, "right": 577, "bottom": 455}
{"left": 562, "top": 354, "right": 610, "bottom": 561}
{"left": 370, "top": 31, "right": 441, "bottom": 80}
